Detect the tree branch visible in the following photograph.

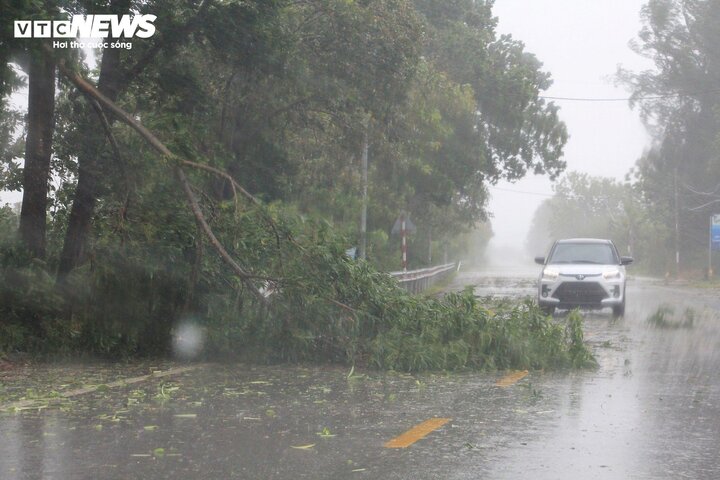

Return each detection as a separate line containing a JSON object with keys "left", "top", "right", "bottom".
{"left": 53, "top": 49, "right": 269, "bottom": 305}
{"left": 176, "top": 168, "right": 270, "bottom": 303}
{"left": 182, "top": 159, "right": 301, "bottom": 255}
{"left": 86, "top": 95, "right": 133, "bottom": 223}
{"left": 182, "top": 159, "right": 261, "bottom": 206}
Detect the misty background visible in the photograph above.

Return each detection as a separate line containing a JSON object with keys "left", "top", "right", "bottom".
{"left": 486, "top": 0, "right": 653, "bottom": 266}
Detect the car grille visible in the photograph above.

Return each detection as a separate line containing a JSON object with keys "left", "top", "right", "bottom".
{"left": 552, "top": 281, "right": 608, "bottom": 304}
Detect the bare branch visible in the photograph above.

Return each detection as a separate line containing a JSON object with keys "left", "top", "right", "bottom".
{"left": 182, "top": 159, "right": 261, "bottom": 206}
{"left": 687, "top": 198, "right": 720, "bottom": 211}
{"left": 85, "top": 96, "right": 133, "bottom": 223}
{"left": 176, "top": 167, "right": 273, "bottom": 303}
{"left": 326, "top": 297, "right": 358, "bottom": 313}
{"left": 88, "top": 98, "right": 122, "bottom": 163}
{"left": 682, "top": 181, "right": 720, "bottom": 197}
{"left": 181, "top": 158, "right": 301, "bottom": 256}
{"left": 52, "top": 48, "right": 269, "bottom": 305}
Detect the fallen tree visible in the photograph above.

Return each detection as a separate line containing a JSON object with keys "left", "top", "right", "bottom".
{"left": 0, "top": 47, "right": 595, "bottom": 372}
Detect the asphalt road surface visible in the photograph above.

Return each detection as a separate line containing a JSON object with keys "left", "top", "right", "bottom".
{"left": 1, "top": 270, "right": 719, "bottom": 479}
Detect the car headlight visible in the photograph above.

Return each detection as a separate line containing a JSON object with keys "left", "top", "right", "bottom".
{"left": 602, "top": 269, "right": 622, "bottom": 279}
{"left": 542, "top": 267, "right": 559, "bottom": 280}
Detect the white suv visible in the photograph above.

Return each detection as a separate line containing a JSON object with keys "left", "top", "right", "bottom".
{"left": 535, "top": 238, "right": 633, "bottom": 316}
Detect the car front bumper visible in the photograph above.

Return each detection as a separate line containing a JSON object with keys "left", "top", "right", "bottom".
{"left": 538, "top": 278, "right": 625, "bottom": 309}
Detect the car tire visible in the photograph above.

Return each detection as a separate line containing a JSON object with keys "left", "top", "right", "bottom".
{"left": 541, "top": 305, "right": 555, "bottom": 315}
{"left": 612, "top": 297, "right": 625, "bottom": 318}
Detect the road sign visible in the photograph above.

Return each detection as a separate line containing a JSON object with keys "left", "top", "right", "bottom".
{"left": 712, "top": 214, "right": 720, "bottom": 251}
{"left": 391, "top": 215, "right": 416, "bottom": 235}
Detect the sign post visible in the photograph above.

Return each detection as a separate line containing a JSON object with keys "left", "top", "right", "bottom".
{"left": 401, "top": 214, "right": 407, "bottom": 272}
{"left": 710, "top": 214, "right": 720, "bottom": 278}
{"left": 391, "top": 213, "right": 416, "bottom": 272}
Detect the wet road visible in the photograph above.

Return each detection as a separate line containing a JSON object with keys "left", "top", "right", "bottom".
{"left": 2, "top": 269, "right": 720, "bottom": 479}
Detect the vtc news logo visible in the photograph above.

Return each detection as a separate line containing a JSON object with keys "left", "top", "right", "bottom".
{"left": 14, "top": 15, "right": 156, "bottom": 39}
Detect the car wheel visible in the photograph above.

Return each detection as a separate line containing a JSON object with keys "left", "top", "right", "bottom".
{"left": 541, "top": 305, "right": 555, "bottom": 315}
{"left": 612, "top": 285, "right": 627, "bottom": 317}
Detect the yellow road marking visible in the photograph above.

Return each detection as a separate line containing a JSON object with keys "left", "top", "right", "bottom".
{"left": 384, "top": 418, "right": 451, "bottom": 448}
{"left": 495, "top": 370, "right": 529, "bottom": 387}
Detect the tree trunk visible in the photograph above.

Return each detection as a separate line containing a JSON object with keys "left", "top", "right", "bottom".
{"left": 56, "top": 0, "right": 210, "bottom": 280}
{"left": 56, "top": 45, "right": 123, "bottom": 279}
{"left": 18, "top": 52, "right": 55, "bottom": 259}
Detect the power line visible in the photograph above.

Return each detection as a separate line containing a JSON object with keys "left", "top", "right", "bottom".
{"left": 489, "top": 185, "right": 632, "bottom": 203}
{"left": 539, "top": 90, "right": 720, "bottom": 102}
{"left": 489, "top": 186, "right": 554, "bottom": 197}
{"left": 540, "top": 95, "right": 659, "bottom": 102}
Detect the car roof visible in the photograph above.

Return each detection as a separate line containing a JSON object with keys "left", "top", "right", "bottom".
{"left": 555, "top": 238, "right": 613, "bottom": 244}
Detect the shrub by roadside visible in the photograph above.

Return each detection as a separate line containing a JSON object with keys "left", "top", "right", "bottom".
{"left": 0, "top": 207, "right": 596, "bottom": 372}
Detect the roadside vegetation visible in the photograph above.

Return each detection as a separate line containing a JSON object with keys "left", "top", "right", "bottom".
{"left": 0, "top": 0, "right": 596, "bottom": 370}
{"left": 646, "top": 304, "right": 697, "bottom": 329}
{"left": 1, "top": 202, "right": 595, "bottom": 370}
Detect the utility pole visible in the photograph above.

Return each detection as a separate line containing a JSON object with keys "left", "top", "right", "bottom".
{"left": 427, "top": 229, "right": 432, "bottom": 265}
{"left": 401, "top": 213, "right": 408, "bottom": 272}
{"left": 359, "top": 131, "right": 369, "bottom": 260}
{"left": 709, "top": 215, "right": 713, "bottom": 279}
{"left": 674, "top": 166, "right": 680, "bottom": 277}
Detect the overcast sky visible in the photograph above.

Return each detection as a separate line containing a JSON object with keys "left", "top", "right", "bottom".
{"left": 487, "top": 0, "right": 655, "bottom": 256}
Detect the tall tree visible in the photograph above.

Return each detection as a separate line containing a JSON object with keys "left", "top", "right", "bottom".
{"left": 416, "top": 0, "right": 568, "bottom": 183}
{"left": 57, "top": 0, "right": 213, "bottom": 279}
{"left": 620, "top": 0, "right": 720, "bottom": 272}
{"left": 57, "top": 27, "right": 125, "bottom": 278}
{"left": 1, "top": 0, "right": 62, "bottom": 258}
{"left": 18, "top": 51, "right": 55, "bottom": 258}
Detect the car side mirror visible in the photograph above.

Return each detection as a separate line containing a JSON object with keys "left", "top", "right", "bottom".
{"left": 534, "top": 256, "right": 545, "bottom": 265}
{"left": 620, "top": 256, "right": 634, "bottom": 266}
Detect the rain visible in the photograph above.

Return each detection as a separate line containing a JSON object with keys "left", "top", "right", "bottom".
{"left": 2, "top": 0, "right": 720, "bottom": 478}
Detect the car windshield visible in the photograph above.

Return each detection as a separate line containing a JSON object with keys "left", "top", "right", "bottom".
{"left": 548, "top": 243, "right": 617, "bottom": 265}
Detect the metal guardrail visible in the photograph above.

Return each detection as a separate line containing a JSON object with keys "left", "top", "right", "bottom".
{"left": 389, "top": 262, "right": 458, "bottom": 294}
